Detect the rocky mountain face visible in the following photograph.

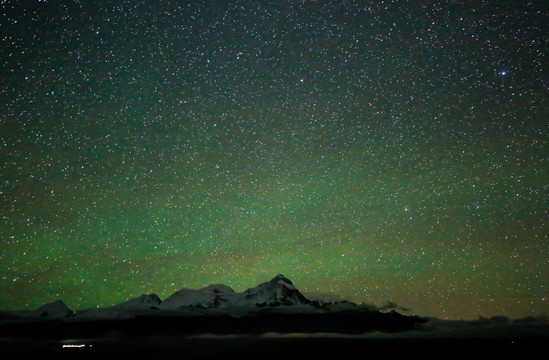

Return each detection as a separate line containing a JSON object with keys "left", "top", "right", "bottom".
{"left": 240, "top": 274, "right": 311, "bottom": 307}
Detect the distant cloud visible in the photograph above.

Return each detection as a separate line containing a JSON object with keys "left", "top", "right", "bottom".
{"left": 417, "top": 314, "right": 548, "bottom": 338}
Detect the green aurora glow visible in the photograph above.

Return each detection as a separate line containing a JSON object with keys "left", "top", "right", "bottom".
{"left": 1, "top": 1, "right": 547, "bottom": 320}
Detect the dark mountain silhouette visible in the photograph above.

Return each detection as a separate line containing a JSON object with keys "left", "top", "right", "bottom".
{"left": 0, "top": 275, "right": 545, "bottom": 357}
{"left": 0, "top": 275, "right": 424, "bottom": 335}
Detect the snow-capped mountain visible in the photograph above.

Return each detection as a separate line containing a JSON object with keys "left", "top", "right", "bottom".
{"left": 240, "top": 274, "right": 311, "bottom": 306}
{"left": 160, "top": 274, "right": 310, "bottom": 310}
{"left": 160, "top": 284, "right": 238, "bottom": 310}
{"left": 72, "top": 294, "right": 163, "bottom": 320}
{"left": 22, "top": 275, "right": 311, "bottom": 320}
{"left": 26, "top": 300, "right": 73, "bottom": 318}
{"left": 110, "top": 294, "right": 162, "bottom": 310}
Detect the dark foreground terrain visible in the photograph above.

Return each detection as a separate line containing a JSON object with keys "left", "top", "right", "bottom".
{"left": 2, "top": 333, "right": 546, "bottom": 358}
{"left": 0, "top": 309, "right": 546, "bottom": 358}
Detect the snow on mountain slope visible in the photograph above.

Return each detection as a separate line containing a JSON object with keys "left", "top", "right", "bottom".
{"left": 160, "top": 274, "right": 310, "bottom": 310}
{"left": 26, "top": 300, "right": 73, "bottom": 318}
{"left": 28, "top": 275, "right": 312, "bottom": 319}
{"left": 160, "top": 284, "right": 238, "bottom": 310}
{"left": 240, "top": 274, "right": 311, "bottom": 306}
{"left": 110, "top": 294, "right": 162, "bottom": 310}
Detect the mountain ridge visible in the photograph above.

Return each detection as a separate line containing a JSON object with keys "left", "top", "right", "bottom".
{"left": 12, "top": 274, "right": 319, "bottom": 318}
{"left": 159, "top": 274, "right": 310, "bottom": 310}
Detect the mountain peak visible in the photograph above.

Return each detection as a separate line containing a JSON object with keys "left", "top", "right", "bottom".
{"left": 271, "top": 274, "right": 292, "bottom": 284}
{"left": 27, "top": 300, "right": 73, "bottom": 318}
{"left": 111, "top": 293, "right": 162, "bottom": 310}
{"left": 244, "top": 275, "right": 310, "bottom": 306}
{"left": 159, "top": 275, "right": 309, "bottom": 310}
{"left": 200, "top": 284, "right": 236, "bottom": 294}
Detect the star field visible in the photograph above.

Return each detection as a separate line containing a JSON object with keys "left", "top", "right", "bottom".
{"left": 1, "top": 0, "right": 547, "bottom": 320}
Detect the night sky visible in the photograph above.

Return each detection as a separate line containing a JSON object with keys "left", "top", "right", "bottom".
{"left": 1, "top": 0, "right": 547, "bottom": 320}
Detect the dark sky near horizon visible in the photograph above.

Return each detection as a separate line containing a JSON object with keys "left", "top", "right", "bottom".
{"left": 0, "top": 0, "right": 547, "bottom": 320}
